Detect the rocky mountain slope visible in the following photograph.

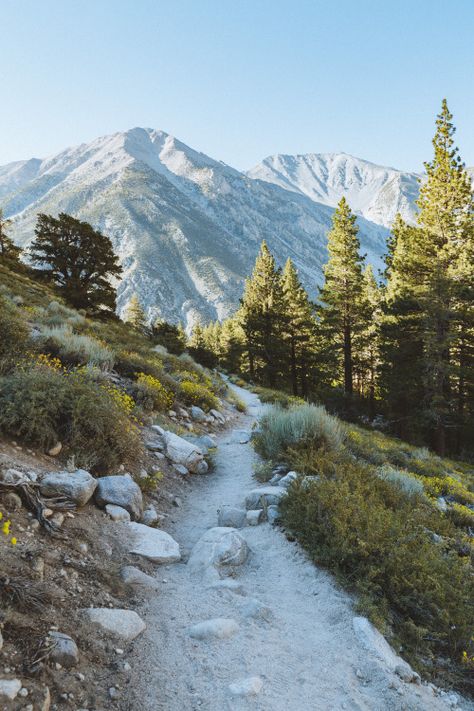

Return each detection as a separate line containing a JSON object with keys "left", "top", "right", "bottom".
{"left": 0, "top": 130, "right": 421, "bottom": 328}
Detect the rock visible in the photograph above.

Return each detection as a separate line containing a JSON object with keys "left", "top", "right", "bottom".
{"left": 217, "top": 506, "right": 247, "bottom": 528}
{"left": 151, "top": 425, "right": 165, "bottom": 435}
{"left": 145, "top": 438, "right": 163, "bottom": 452}
{"left": 47, "top": 442, "right": 62, "bottom": 456}
{"left": 49, "top": 632, "right": 79, "bottom": 668}
{"left": 209, "top": 409, "right": 226, "bottom": 424}
{"left": 95, "top": 475, "right": 143, "bottom": 520}
{"left": 188, "top": 618, "right": 239, "bottom": 640}
{"left": 3, "top": 492, "right": 22, "bottom": 511}
{"left": 84, "top": 608, "right": 146, "bottom": 641}
{"left": 267, "top": 505, "right": 280, "bottom": 524}
{"left": 437, "top": 497, "right": 448, "bottom": 512}
{"left": 184, "top": 435, "right": 216, "bottom": 454}
{"left": 394, "top": 663, "right": 421, "bottom": 684}
{"left": 40, "top": 469, "right": 97, "bottom": 507}
{"left": 0, "top": 679, "right": 22, "bottom": 700}
{"left": 278, "top": 471, "right": 298, "bottom": 489}
{"left": 50, "top": 512, "right": 65, "bottom": 527}
{"left": 190, "top": 405, "right": 207, "bottom": 422}
{"left": 141, "top": 505, "right": 159, "bottom": 526}
{"left": 353, "top": 617, "right": 417, "bottom": 680}
{"left": 120, "top": 566, "right": 159, "bottom": 589}
{"left": 105, "top": 504, "right": 131, "bottom": 522}
{"left": 269, "top": 473, "right": 283, "bottom": 485}
{"left": 301, "top": 475, "right": 320, "bottom": 490}
{"left": 174, "top": 464, "right": 189, "bottom": 476}
{"left": 241, "top": 598, "right": 272, "bottom": 621}
{"left": 168, "top": 410, "right": 177, "bottom": 418}
{"left": 163, "top": 431, "right": 208, "bottom": 474}
{"left": 178, "top": 407, "right": 189, "bottom": 419}
{"left": 228, "top": 676, "right": 263, "bottom": 697}
{"left": 210, "top": 579, "right": 245, "bottom": 595}
{"left": 154, "top": 452, "right": 165, "bottom": 460}
{"left": 188, "top": 527, "right": 249, "bottom": 577}
{"left": 127, "top": 522, "right": 181, "bottom": 563}
{"left": 245, "top": 486, "right": 287, "bottom": 510}
{"left": 246, "top": 509, "right": 264, "bottom": 526}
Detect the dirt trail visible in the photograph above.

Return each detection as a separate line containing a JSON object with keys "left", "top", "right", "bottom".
{"left": 127, "top": 384, "right": 468, "bottom": 711}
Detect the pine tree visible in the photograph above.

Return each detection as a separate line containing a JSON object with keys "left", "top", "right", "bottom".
{"left": 30, "top": 213, "right": 122, "bottom": 314}
{"left": 317, "top": 198, "right": 365, "bottom": 398}
{"left": 0, "top": 210, "right": 22, "bottom": 264}
{"left": 355, "top": 264, "right": 382, "bottom": 416}
{"left": 188, "top": 321, "right": 218, "bottom": 368}
{"left": 152, "top": 319, "right": 187, "bottom": 354}
{"left": 238, "top": 241, "right": 288, "bottom": 386}
{"left": 219, "top": 316, "right": 245, "bottom": 373}
{"left": 124, "top": 293, "right": 147, "bottom": 333}
{"left": 415, "top": 100, "right": 474, "bottom": 454}
{"left": 281, "top": 258, "right": 316, "bottom": 396}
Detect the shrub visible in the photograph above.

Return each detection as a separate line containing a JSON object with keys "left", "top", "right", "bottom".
{"left": 376, "top": 464, "right": 425, "bottom": 498}
{"left": 115, "top": 350, "right": 164, "bottom": 380}
{"left": 178, "top": 380, "right": 219, "bottom": 411}
{"left": 280, "top": 461, "right": 474, "bottom": 683}
{"left": 447, "top": 503, "right": 474, "bottom": 529}
{"left": 38, "top": 326, "right": 115, "bottom": 370}
{"left": 133, "top": 372, "right": 174, "bottom": 412}
{"left": 254, "top": 404, "right": 344, "bottom": 461}
{"left": 0, "top": 295, "right": 30, "bottom": 374}
{"left": 252, "top": 385, "right": 305, "bottom": 408}
{"left": 0, "top": 359, "right": 142, "bottom": 473}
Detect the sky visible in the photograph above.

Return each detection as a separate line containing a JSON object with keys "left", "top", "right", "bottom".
{"left": 0, "top": 0, "right": 473, "bottom": 172}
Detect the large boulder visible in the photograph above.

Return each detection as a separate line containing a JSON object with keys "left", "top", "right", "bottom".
{"left": 95, "top": 474, "right": 143, "bottom": 520}
{"left": 163, "top": 431, "right": 208, "bottom": 474}
{"left": 127, "top": 522, "right": 181, "bottom": 563}
{"left": 85, "top": 608, "right": 146, "bottom": 641}
{"left": 188, "top": 527, "right": 249, "bottom": 578}
{"left": 40, "top": 469, "right": 97, "bottom": 507}
{"left": 245, "top": 487, "right": 287, "bottom": 510}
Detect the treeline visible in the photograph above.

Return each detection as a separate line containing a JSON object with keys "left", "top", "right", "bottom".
{"left": 188, "top": 101, "right": 474, "bottom": 457}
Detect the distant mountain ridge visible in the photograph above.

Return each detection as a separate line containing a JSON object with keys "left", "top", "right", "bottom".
{"left": 0, "top": 128, "right": 439, "bottom": 328}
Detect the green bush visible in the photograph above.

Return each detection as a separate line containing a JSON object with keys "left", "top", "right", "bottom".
{"left": 38, "top": 326, "right": 115, "bottom": 370}
{"left": 0, "top": 295, "right": 30, "bottom": 374}
{"left": 178, "top": 379, "right": 219, "bottom": 411}
{"left": 376, "top": 464, "right": 425, "bottom": 497}
{"left": 254, "top": 404, "right": 344, "bottom": 461}
{"left": 0, "top": 360, "right": 142, "bottom": 473}
{"left": 280, "top": 461, "right": 474, "bottom": 683}
{"left": 252, "top": 385, "right": 304, "bottom": 408}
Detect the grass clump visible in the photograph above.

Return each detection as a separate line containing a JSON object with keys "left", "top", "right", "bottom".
{"left": 38, "top": 325, "right": 115, "bottom": 370}
{"left": 376, "top": 464, "right": 425, "bottom": 497}
{"left": 0, "top": 357, "right": 142, "bottom": 473}
{"left": 254, "top": 403, "right": 344, "bottom": 461}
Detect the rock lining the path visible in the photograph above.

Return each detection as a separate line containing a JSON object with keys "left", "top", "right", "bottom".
{"left": 217, "top": 506, "right": 247, "bottom": 528}
{"left": 245, "top": 486, "right": 287, "bottom": 510}
{"left": 85, "top": 608, "right": 146, "bottom": 641}
{"left": 128, "top": 522, "right": 181, "bottom": 563}
{"left": 188, "top": 527, "right": 249, "bottom": 577}
{"left": 188, "top": 618, "right": 239, "bottom": 640}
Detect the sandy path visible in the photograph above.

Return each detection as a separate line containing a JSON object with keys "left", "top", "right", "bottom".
{"left": 127, "top": 384, "right": 467, "bottom": 711}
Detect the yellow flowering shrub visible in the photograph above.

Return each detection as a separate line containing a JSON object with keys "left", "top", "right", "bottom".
{"left": 178, "top": 380, "right": 219, "bottom": 412}
{"left": 0, "top": 512, "right": 17, "bottom": 546}
{"left": 134, "top": 372, "right": 174, "bottom": 413}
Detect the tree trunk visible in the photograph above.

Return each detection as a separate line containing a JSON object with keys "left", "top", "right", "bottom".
{"left": 290, "top": 340, "right": 298, "bottom": 396}
{"left": 343, "top": 323, "right": 353, "bottom": 396}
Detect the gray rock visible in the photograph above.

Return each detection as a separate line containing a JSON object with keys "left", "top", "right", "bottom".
{"left": 120, "top": 566, "right": 159, "bottom": 589}
{"left": 0, "top": 468, "right": 27, "bottom": 484}
{"left": 145, "top": 438, "right": 163, "bottom": 452}
{"left": 127, "top": 522, "right": 181, "bottom": 563}
{"left": 278, "top": 471, "right": 298, "bottom": 489}
{"left": 0, "top": 679, "right": 22, "bottom": 700}
{"left": 163, "top": 431, "right": 208, "bottom": 474}
{"left": 267, "top": 505, "right": 280, "bottom": 524}
{"left": 105, "top": 504, "right": 131, "bottom": 522}
{"left": 245, "top": 486, "right": 287, "bottom": 510}
{"left": 174, "top": 464, "right": 189, "bottom": 476}
{"left": 209, "top": 409, "right": 226, "bottom": 424}
{"left": 141, "top": 505, "right": 159, "bottom": 526}
{"left": 246, "top": 509, "right": 264, "bottom": 526}
{"left": 217, "top": 506, "right": 247, "bottom": 528}
{"left": 49, "top": 632, "right": 79, "bottom": 668}
{"left": 188, "top": 527, "right": 249, "bottom": 576}
{"left": 188, "top": 618, "right": 239, "bottom": 640}
{"left": 84, "top": 608, "right": 146, "bottom": 641}
{"left": 437, "top": 497, "right": 448, "bottom": 512}
{"left": 40, "top": 469, "right": 97, "bottom": 507}
{"left": 151, "top": 425, "right": 165, "bottom": 435}
{"left": 394, "top": 663, "right": 421, "bottom": 684}
{"left": 228, "top": 677, "right": 263, "bottom": 697}
{"left": 95, "top": 475, "right": 143, "bottom": 520}
{"left": 210, "top": 579, "right": 245, "bottom": 595}
{"left": 190, "top": 405, "right": 207, "bottom": 422}
{"left": 269, "top": 473, "right": 283, "bottom": 485}
{"left": 353, "top": 617, "right": 417, "bottom": 680}
{"left": 241, "top": 598, "right": 272, "bottom": 621}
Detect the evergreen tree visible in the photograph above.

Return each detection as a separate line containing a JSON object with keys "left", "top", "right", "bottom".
{"left": 354, "top": 264, "right": 382, "bottom": 416}
{"left": 317, "top": 198, "right": 365, "bottom": 397}
{"left": 281, "top": 258, "right": 316, "bottom": 396}
{"left": 0, "top": 210, "right": 22, "bottom": 264}
{"left": 124, "top": 293, "right": 148, "bottom": 333}
{"left": 152, "top": 319, "right": 186, "bottom": 354}
{"left": 238, "top": 241, "right": 288, "bottom": 386}
{"left": 219, "top": 316, "right": 245, "bottom": 373}
{"left": 188, "top": 321, "right": 218, "bottom": 368}
{"left": 30, "top": 213, "right": 122, "bottom": 314}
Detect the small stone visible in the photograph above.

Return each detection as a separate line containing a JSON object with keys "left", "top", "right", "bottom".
{"left": 120, "top": 565, "right": 159, "bottom": 589}
{"left": 48, "top": 631, "right": 79, "bottom": 668}
{"left": 228, "top": 676, "right": 263, "bottom": 697}
{"left": 84, "top": 608, "right": 146, "bottom": 641}
{"left": 188, "top": 618, "right": 239, "bottom": 640}
{"left": 0, "top": 679, "right": 22, "bottom": 700}
{"left": 19, "top": 687, "right": 28, "bottom": 697}
{"left": 109, "top": 687, "right": 120, "bottom": 700}
{"left": 174, "top": 464, "right": 189, "bottom": 477}
{"left": 105, "top": 504, "right": 131, "bottom": 522}
{"left": 47, "top": 442, "right": 62, "bottom": 456}
{"left": 3, "top": 492, "right": 22, "bottom": 512}
{"left": 141, "top": 505, "right": 159, "bottom": 526}
{"left": 123, "top": 662, "right": 131, "bottom": 672}
{"left": 217, "top": 506, "right": 247, "bottom": 528}
{"left": 246, "top": 509, "right": 264, "bottom": 526}
{"left": 241, "top": 598, "right": 272, "bottom": 621}
{"left": 267, "top": 505, "right": 279, "bottom": 524}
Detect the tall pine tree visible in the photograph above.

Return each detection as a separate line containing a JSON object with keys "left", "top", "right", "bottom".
{"left": 317, "top": 198, "right": 365, "bottom": 398}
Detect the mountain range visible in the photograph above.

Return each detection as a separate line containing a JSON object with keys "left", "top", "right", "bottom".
{"left": 0, "top": 128, "right": 452, "bottom": 328}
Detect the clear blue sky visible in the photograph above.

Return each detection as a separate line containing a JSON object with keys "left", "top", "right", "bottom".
{"left": 1, "top": 0, "right": 473, "bottom": 171}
